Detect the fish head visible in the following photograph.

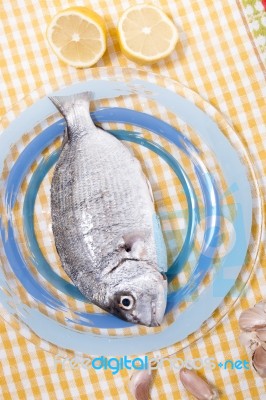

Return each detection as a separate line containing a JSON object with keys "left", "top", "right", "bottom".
{"left": 103, "top": 260, "right": 168, "bottom": 327}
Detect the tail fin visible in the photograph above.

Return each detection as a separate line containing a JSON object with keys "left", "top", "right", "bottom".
{"left": 49, "top": 92, "right": 95, "bottom": 141}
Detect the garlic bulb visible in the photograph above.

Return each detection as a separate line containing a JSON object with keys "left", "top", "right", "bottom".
{"left": 129, "top": 370, "right": 152, "bottom": 400}
{"left": 238, "top": 300, "right": 266, "bottom": 377}
{"left": 239, "top": 331, "right": 260, "bottom": 355}
{"left": 252, "top": 346, "right": 266, "bottom": 377}
{"left": 239, "top": 307, "right": 266, "bottom": 332}
{"left": 179, "top": 368, "right": 218, "bottom": 400}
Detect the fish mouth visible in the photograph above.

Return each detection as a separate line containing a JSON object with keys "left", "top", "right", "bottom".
{"left": 150, "top": 313, "right": 161, "bottom": 327}
{"left": 150, "top": 301, "right": 165, "bottom": 327}
{"left": 150, "top": 276, "right": 167, "bottom": 327}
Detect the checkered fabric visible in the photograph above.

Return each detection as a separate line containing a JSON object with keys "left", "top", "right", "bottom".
{"left": 0, "top": 1, "right": 265, "bottom": 399}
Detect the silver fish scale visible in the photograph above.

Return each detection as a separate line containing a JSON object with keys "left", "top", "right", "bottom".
{"left": 51, "top": 128, "right": 158, "bottom": 299}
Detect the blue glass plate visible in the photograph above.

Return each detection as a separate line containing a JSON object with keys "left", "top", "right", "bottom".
{"left": 0, "top": 67, "right": 261, "bottom": 356}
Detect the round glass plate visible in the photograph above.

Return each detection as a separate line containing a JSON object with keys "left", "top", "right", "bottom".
{"left": 0, "top": 67, "right": 262, "bottom": 357}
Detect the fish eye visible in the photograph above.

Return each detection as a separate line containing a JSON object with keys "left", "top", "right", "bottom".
{"left": 119, "top": 295, "right": 134, "bottom": 310}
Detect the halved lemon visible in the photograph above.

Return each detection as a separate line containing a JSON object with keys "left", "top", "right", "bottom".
{"left": 118, "top": 5, "right": 179, "bottom": 65}
{"left": 46, "top": 7, "right": 107, "bottom": 68}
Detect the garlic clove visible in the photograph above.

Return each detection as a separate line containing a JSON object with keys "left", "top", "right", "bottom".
{"left": 129, "top": 370, "right": 152, "bottom": 400}
{"left": 252, "top": 345, "right": 266, "bottom": 377}
{"left": 238, "top": 307, "right": 266, "bottom": 332}
{"left": 179, "top": 368, "right": 218, "bottom": 400}
{"left": 256, "top": 329, "right": 266, "bottom": 342}
{"left": 260, "top": 341, "right": 266, "bottom": 351}
{"left": 239, "top": 331, "right": 260, "bottom": 355}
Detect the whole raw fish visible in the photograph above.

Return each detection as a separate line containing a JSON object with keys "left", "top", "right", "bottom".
{"left": 49, "top": 92, "right": 167, "bottom": 327}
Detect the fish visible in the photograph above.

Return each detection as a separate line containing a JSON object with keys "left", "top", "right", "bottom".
{"left": 49, "top": 92, "right": 168, "bottom": 327}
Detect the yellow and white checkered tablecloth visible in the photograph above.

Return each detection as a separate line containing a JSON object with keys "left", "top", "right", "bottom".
{"left": 0, "top": 0, "right": 266, "bottom": 399}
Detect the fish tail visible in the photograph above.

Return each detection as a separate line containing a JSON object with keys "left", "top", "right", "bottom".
{"left": 49, "top": 92, "right": 95, "bottom": 141}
